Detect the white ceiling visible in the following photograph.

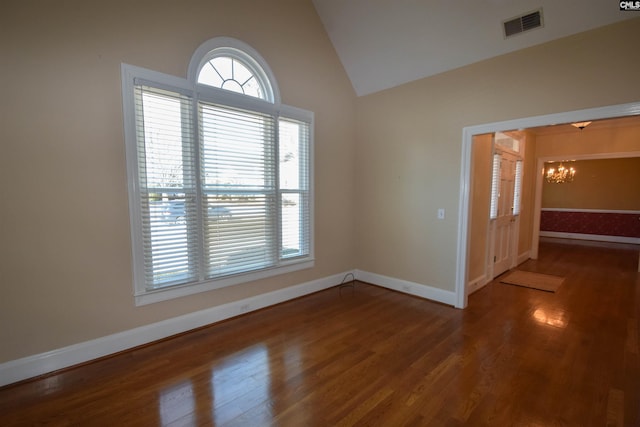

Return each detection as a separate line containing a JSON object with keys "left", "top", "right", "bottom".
{"left": 312, "top": 0, "right": 635, "bottom": 96}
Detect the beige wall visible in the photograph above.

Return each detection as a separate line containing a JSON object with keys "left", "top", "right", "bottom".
{"left": 2, "top": 4, "right": 640, "bottom": 368}
{"left": 542, "top": 157, "right": 640, "bottom": 210}
{"left": 355, "top": 18, "right": 640, "bottom": 292}
{"left": 536, "top": 121, "right": 640, "bottom": 212}
{"left": 535, "top": 120, "right": 640, "bottom": 160}
{"left": 0, "top": 0, "right": 356, "bottom": 363}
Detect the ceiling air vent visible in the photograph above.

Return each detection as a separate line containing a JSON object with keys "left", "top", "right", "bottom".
{"left": 503, "top": 9, "right": 543, "bottom": 38}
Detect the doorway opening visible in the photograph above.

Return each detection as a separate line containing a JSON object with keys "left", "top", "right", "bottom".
{"left": 455, "top": 101, "right": 640, "bottom": 309}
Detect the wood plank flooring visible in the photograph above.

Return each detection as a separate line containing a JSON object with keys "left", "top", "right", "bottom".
{"left": 1, "top": 241, "right": 639, "bottom": 426}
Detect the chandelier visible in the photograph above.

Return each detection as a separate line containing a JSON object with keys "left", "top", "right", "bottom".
{"left": 571, "top": 121, "right": 591, "bottom": 130}
{"left": 545, "top": 162, "right": 576, "bottom": 184}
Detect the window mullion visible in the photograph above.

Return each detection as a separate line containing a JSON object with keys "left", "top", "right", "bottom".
{"left": 177, "top": 93, "right": 200, "bottom": 285}
{"left": 274, "top": 115, "right": 282, "bottom": 263}
{"left": 296, "top": 122, "right": 307, "bottom": 257}
{"left": 193, "top": 98, "right": 206, "bottom": 282}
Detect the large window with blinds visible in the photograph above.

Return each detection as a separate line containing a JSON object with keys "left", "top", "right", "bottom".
{"left": 122, "top": 38, "right": 313, "bottom": 305}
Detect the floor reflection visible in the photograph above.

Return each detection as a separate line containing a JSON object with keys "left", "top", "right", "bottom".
{"left": 159, "top": 380, "right": 195, "bottom": 425}
{"left": 532, "top": 308, "right": 568, "bottom": 328}
{"left": 158, "top": 344, "right": 273, "bottom": 425}
{"left": 211, "top": 344, "right": 272, "bottom": 425}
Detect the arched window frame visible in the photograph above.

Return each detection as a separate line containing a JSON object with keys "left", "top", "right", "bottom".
{"left": 122, "top": 37, "right": 313, "bottom": 306}
{"left": 188, "top": 37, "right": 280, "bottom": 104}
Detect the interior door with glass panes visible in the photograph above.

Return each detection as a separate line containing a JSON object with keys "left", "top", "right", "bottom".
{"left": 491, "top": 149, "right": 521, "bottom": 278}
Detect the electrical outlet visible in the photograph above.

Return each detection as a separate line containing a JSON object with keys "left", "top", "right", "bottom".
{"left": 437, "top": 208, "right": 445, "bottom": 219}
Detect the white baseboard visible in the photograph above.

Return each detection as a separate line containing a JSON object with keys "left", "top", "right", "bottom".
{"left": 541, "top": 208, "right": 640, "bottom": 214}
{"left": 467, "top": 274, "right": 490, "bottom": 295}
{"left": 0, "top": 271, "right": 353, "bottom": 387}
{"left": 355, "top": 270, "right": 456, "bottom": 307}
{"left": 539, "top": 231, "right": 640, "bottom": 245}
{"left": 517, "top": 250, "right": 531, "bottom": 265}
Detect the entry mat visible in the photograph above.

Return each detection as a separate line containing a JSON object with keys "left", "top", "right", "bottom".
{"left": 499, "top": 270, "right": 564, "bottom": 293}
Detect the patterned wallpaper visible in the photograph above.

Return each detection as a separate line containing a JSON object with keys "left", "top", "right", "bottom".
{"left": 540, "top": 210, "right": 640, "bottom": 238}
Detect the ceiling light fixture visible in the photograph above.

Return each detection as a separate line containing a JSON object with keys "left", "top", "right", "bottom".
{"left": 545, "top": 162, "right": 576, "bottom": 184}
{"left": 571, "top": 121, "right": 591, "bottom": 130}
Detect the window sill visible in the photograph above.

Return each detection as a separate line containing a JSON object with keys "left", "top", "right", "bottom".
{"left": 134, "top": 258, "right": 315, "bottom": 306}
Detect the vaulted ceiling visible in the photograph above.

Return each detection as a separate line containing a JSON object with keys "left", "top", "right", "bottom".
{"left": 312, "top": 0, "right": 635, "bottom": 96}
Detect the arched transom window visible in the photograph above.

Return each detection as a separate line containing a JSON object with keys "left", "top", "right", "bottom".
{"left": 198, "top": 52, "right": 264, "bottom": 99}
{"left": 189, "top": 38, "right": 278, "bottom": 103}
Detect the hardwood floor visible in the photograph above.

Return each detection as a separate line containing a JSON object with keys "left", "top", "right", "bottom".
{"left": 1, "top": 241, "right": 639, "bottom": 426}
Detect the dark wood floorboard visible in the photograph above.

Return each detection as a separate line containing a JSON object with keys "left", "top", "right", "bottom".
{"left": 1, "top": 241, "right": 639, "bottom": 426}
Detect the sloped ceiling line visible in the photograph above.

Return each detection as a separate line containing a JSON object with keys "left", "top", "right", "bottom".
{"left": 312, "top": 0, "right": 633, "bottom": 96}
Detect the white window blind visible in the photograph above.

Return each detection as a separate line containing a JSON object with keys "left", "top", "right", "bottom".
{"left": 200, "top": 102, "right": 277, "bottom": 278}
{"left": 489, "top": 154, "right": 501, "bottom": 219}
{"left": 134, "top": 85, "right": 199, "bottom": 289}
{"left": 122, "top": 41, "right": 313, "bottom": 305}
{"left": 279, "top": 118, "right": 310, "bottom": 259}
{"left": 513, "top": 160, "right": 523, "bottom": 216}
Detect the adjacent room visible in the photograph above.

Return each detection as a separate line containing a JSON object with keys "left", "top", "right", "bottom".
{"left": 1, "top": 0, "right": 639, "bottom": 425}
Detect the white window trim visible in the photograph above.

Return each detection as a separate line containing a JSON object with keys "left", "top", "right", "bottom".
{"left": 121, "top": 41, "right": 313, "bottom": 306}
{"left": 188, "top": 37, "right": 281, "bottom": 104}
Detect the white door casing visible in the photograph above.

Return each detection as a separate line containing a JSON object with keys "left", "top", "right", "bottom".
{"left": 456, "top": 101, "right": 640, "bottom": 309}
